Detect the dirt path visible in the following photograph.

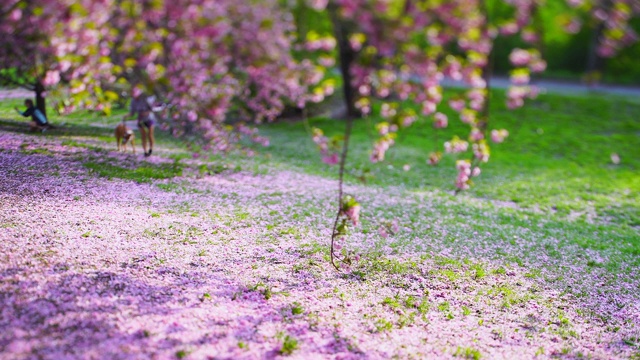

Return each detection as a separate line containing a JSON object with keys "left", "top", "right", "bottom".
{"left": 0, "top": 88, "right": 32, "bottom": 100}
{"left": 3, "top": 77, "right": 640, "bottom": 103}
{"left": 443, "top": 76, "right": 640, "bottom": 98}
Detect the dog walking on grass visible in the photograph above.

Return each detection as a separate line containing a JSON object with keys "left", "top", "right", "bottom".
{"left": 115, "top": 120, "right": 136, "bottom": 154}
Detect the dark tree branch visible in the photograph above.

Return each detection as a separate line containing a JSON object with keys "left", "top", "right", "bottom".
{"left": 0, "top": 72, "right": 35, "bottom": 91}
{"left": 328, "top": 4, "right": 360, "bottom": 119}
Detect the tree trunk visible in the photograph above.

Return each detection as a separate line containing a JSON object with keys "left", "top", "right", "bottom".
{"left": 585, "top": 0, "right": 611, "bottom": 87}
{"left": 35, "top": 80, "right": 47, "bottom": 118}
{"left": 329, "top": 8, "right": 360, "bottom": 119}
{"left": 585, "top": 22, "right": 606, "bottom": 86}
{"left": 336, "top": 31, "right": 359, "bottom": 118}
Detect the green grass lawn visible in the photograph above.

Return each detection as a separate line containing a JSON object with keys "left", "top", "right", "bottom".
{"left": 249, "top": 90, "right": 640, "bottom": 228}
{"left": 1, "top": 89, "right": 638, "bottom": 265}
{"left": 234, "top": 90, "right": 640, "bottom": 270}
{"left": 2, "top": 88, "right": 640, "bottom": 358}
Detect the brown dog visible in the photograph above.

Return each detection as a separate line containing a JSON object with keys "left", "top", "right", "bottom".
{"left": 115, "top": 122, "right": 136, "bottom": 153}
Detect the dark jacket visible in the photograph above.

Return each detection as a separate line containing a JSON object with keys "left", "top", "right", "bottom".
{"left": 20, "top": 106, "right": 48, "bottom": 125}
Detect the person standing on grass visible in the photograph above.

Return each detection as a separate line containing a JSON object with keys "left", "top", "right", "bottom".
{"left": 15, "top": 99, "right": 50, "bottom": 132}
{"left": 123, "top": 86, "right": 158, "bottom": 157}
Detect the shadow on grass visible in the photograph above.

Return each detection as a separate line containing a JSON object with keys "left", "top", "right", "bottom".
{"left": 0, "top": 125, "right": 184, "bottom": 187}
{"left": 0, "top": 117, "right": 182, "bottom": 146}
{"left": 0, "top": 264, "right": 316, "bottom": 358}
{"left": 0, "top": 118, "right": 113, "bottom": 138}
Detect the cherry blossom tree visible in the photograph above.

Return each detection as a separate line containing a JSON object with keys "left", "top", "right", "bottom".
{"left": 103, "top": 0, "right": 322, "bottom": 151}
{"left": 0, "top": 0, "right": 116, "bottom": 116}
{"left": 574, "top": 0, "right": 640, "bottom": 83}
{"left": 1, "top": 0, "right": 321, "bottom": 128}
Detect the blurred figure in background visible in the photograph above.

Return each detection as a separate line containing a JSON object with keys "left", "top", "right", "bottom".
{"left": 15, "top": 99, "right": 51, "bottom": 132}
{"left": 123, "top": 86, "right": 160, "bottom": 157}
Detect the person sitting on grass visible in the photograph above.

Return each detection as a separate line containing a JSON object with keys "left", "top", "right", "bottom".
{"left": 15, "top": 99, "right": 51, "bottom": 132}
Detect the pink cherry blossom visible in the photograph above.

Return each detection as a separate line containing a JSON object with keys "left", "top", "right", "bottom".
{"left": 433, "top": 112, "right": 448, "bottom": 129}
{"left": 469, "top": 128, "right": 484, "bottom": 141}
{"left": 449, "top": 99, "right": 466, "bottom": 112}
{"left": 491, "top": 129, "right": 510, "bottom": 143}
{"left": 444, "top": 137, "right": 469, "bottom": 154}
{"left": 322, "top": 153, "right": 340, "bottom": 165}
{"left": 611, "top": 153, "right": 621, "bottom": 164}
{"left": 509, "top": 48, "right": 532, "bottom": 66}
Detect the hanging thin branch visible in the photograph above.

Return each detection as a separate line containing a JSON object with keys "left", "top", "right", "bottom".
{"left": 329, "top": 114, "right": 354, "bottom": 271}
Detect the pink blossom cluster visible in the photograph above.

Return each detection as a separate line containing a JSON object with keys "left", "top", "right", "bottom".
{"left": 1, "top": 0, "right": 117, "bottom": 112}
{"left": 444, "top": 137, "right": 469, "bottom": 154}
{"left": 491, "top": 129, "right": 510, "bottom": 143}
{"left": 448, "top": 98, "right": 466, "bottom": 112}
{"left": 472, "top": 140, "right": 491, "bottom": 163}
{"left": 508, "top": 49, "right": 546, "bottom": 104}
{"left": 312, "top": 127, "right": 340, "bottom": 165}
{"left": 455, "top": 160, "right": 472, "bottom": 190}
{"left": 460, "top": 109, "right": 477, "bottom": 125}
{"left": 376, "top": 122, "right": 394, "bottom": 136}
{"left": 507, "top": 85, "right": 539, "bottom": 109}
{"left": 466, "top": 89, "right": 486, "bottom": 111}
{"left": 509, "top": 48, "right": 547, "bottom": 72}
{"left": 433, "top": 112, "right": 448, "bottom": 129}
{"left": 365, "top": 106, "right": 420, "bottom": 163}
{"left": 380, "top": 103, "right": 397, "bottom": 119}
{"left": 592, "top": 1, "right": 639, "bottom": 57}
{"left": 469, "top": 128, "right": 484, "bottom": 142}
{"left": 521, "top": 28, "right": 539, "bottom": 43}
{"left": 370, "top": 134, "right": 396, "bottom": 163}
{"left": 342, "top": 196, "right": 361, "bottom": 227}
{"left": 506, "top": 46, "right": 546, "bottom": 109}
{"left": 348, "top": 33, "right": 366, "bottom": 51}
{"left": 305, "top": 33, "right": 337, "bottom": 52}
{"left": 455, "top": 160, "right": 481, "bottom": 190}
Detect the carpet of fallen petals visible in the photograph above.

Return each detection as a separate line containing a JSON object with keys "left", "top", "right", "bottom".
{"left": 1, "top": 131, "right": 639, "bottom": 359}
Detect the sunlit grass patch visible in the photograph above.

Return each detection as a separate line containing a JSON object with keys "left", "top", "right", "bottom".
{"left": 84, "top": 160, "right": 183, "bottom": 183}
{"left": 20, "top": 147, "right": 54, "bottom": 156}
{"left": 252, "top": 90, "right": 639, "bottom": 228}
{"left": 453, "top": 346, "right": 482, "bottom": 360}
{"left": 60, "top": 139, "right": 105, "bottom": 152}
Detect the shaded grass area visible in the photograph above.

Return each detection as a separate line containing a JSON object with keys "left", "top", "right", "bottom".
{"left": 0, "top": 97, "right": 183, "bottom": 148}
{"left": 1, "top": 96, "right": 194, "bottom": 185}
